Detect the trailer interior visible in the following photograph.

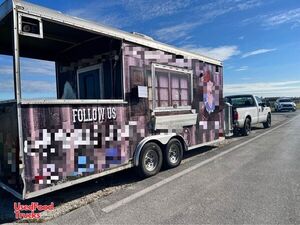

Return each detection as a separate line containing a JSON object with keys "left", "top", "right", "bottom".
{"left": 0, "top": 11, "right": 123, "bottom": 102}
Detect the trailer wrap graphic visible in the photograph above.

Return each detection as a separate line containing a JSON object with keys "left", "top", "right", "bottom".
{"left": 14, "top": 43, "right": 224, "bottom": 193}
{"left": 123, "top": 42, "right": 224, "bottom": 144}
{"left": 0, "top": 102, "right": 23, "bottom": 193}
{"left": 0, "top": 43, "right": 223, "bottom": 194}
{"left": 21, "top": 105, "right": 145, "bottom": 192}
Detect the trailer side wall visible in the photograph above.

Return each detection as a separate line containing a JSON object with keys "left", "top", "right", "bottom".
{"left": 123, "top": 42, "right": 224, "bottom": 146}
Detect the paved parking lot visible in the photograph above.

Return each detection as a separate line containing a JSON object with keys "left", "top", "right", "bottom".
{"left": 1, "top": 111, "right": 299, "bottom": 224}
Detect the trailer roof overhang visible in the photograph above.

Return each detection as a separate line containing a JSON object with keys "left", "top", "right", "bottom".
{"left": 0, "top": 0, "right": 222, "bottom": 66}
{"left": 0, "top": 7, "right": 120, "bottom": 62}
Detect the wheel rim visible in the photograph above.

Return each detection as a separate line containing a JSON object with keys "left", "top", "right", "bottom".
{"left": 168, "top": 144, "right": 180, "bottom": 164}
{"left": 144, "top": 149, "right": 158, "bottom": 172}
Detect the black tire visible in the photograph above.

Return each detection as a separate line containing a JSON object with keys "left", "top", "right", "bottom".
{"left": 242, "top": 118, "right": 251, "bottom": 136}
{"left": 263, "top": 113, "right": 271, "bottom": 128}
{"left": 164, "top": 139, "right": 183, "bottom": 169}
{"left": 137, "top": 142, "right": 163, "bottom": 178}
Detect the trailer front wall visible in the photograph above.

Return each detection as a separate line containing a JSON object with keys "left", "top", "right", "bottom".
{"left": 21, "top": 104, "right": 145, "bottom": 193}
{"left": 123, "top": 42, "right": 224, "bottom": 146}
{"left": 0, "top": 102, "right": 23, "bottom": 193}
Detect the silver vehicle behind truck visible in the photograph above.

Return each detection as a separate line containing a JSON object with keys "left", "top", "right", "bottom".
{"left": 274, "top": 98, "right": 297, "bottom": 112}
{"left": 224, "top": 95, "right": 272, "bottom": 136}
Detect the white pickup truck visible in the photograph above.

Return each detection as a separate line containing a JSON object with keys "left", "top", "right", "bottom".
{"left": 224, "top": 95, "right": 272, "bottom": 136}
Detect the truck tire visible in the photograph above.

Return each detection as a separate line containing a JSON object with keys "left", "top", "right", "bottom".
{"left": 138, "top": 142, "right": 163, "bottom": 177}
{"left": 164, "top": 139, "right": 183, "bottom": 169}
{"left": 242, "top": 118, "right": 251, "bottom": 136}
{"left": 263, "top": 113, "right": 271, "bottom": 128}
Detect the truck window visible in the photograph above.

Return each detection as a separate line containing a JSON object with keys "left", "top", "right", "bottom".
{"left": 227, "top": 96, "right": 255, "bottom": 107}
{"left": 255, "top": 96, "right": 262, "bottom": 105}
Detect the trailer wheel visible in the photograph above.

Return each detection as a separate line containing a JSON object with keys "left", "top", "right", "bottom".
{"left": 138, "top": 142, "right": 163, "bottom": 177}
{"left": 164, "top": 139, "right": 183, "bottom": 169}
{"left": 242, "top": 118, "right": 251, "bottom": 136}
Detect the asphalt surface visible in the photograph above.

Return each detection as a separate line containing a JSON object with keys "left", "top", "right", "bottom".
{"left": 2, "top": 111, "right": 300, "bottom": 224}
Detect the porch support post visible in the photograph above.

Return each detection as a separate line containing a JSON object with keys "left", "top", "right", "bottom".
{"left": 12, "top": 0, "right": 26, "bottom": 199}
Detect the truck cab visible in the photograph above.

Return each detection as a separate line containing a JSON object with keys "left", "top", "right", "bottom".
{"left": 224, "top": 95, "right": 271, "bottom": 136}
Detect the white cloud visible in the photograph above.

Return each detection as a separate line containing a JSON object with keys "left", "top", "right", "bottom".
{"left": 0, "top": 79, "right": 55, "bottom": 93}
{"left": 154, "top": 0, "right": 263, "bottom": 42}
{"left": 66, "top": 0, "right": 263, "bottom": 42}
{"left": 264, "top": 8, "right": 300, "bottom": 27}
{"left": 0, "top": 58, "right": 55, "bottom": 77}
{"left": 20, "top": 58, "right": 55, "bottom": 77}
{"left": 242, "top": 8, "right": 300, "bottom": 29}
{"left": 241, "top": 48, "right": 277, "bottom": 58}
{"left": 22, "top": 80, "right": 55, "bottom": 93}
{"left": 240, "top": 77, "right": 251, "bottom": 81}
{"left": 196, "top": 0, "right": 262, "bottom": 20}
{"left": 183, "top": 45, "right": 240, "bottom": 61}
{"left": 124, "top": 0, "right": 192, "bottom": 20}
{"left": 0, "top": 80, "right": 13, "bottom": 92}
{"left": 154, "top": 22, "right": 200, "bottom": 42}
{"left": 66, "top": 0, "right": 192, "bottom": 28}
{"left": 0, "top": 66, "right": 13, "bottom": 76}
{"left": 236, "top": 66, "right": 249, "bottom": 71}
{"left": 224, "top": 80, "right": 300, "bottom": 97}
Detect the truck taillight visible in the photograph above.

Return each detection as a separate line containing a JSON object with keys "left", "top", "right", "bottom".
{"left": 234, "top": 111, "right": 239, "bottom": 121}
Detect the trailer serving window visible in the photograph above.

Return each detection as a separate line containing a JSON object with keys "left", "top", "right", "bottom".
{"left": 151, "top": 64, "right": 193, "bottom": 110}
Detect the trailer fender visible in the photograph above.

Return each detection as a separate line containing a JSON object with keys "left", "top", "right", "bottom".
{"left": 133, "top": 134, "right": 187, "bottom": 167}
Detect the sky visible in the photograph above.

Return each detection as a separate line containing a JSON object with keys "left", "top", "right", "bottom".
{"left": 1, "top": 0, "right": 300, "bottom": 100}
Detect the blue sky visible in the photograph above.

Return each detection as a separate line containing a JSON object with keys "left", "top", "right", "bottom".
{"left": 1, "top": 0, "right": 300, "bottom": 99}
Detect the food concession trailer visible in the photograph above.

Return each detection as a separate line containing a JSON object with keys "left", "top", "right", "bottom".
{"left": 0, "top": 0, "right": 225, "bottom": 199}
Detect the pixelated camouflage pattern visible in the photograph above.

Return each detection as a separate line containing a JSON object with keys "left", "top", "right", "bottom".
{"left": 21, "top": 105, "right": 146, "bottom": 192}
{"left": 1, "top": 41, "right": 223, "bottom": 195}
{"left": 123, "top": 42, "right": 224, "bottom": 145}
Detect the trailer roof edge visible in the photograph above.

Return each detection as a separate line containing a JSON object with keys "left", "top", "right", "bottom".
{"left": 6, "top": 0, "right": 222, "bottom": 66}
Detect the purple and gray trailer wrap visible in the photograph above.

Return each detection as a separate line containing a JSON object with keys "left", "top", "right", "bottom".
{"left": 0, "top": 0, "right": 224, "bottom": 199}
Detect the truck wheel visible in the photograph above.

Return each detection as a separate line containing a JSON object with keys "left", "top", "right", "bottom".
{"left": 138, "top": 142, "right": 163, "bottom": 177}
{"left": 263, "top": 114, "right": 271, "bottom": 128}
{"left": 242, "top": 118, "right": 251, "bottom": 136}
{"left": 164, "top": 139, "right": 183, "bottom": 169}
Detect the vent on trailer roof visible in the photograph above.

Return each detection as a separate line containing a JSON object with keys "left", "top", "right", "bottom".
{"left": 131, "top": 32, "right": 154, "bottom": 41}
